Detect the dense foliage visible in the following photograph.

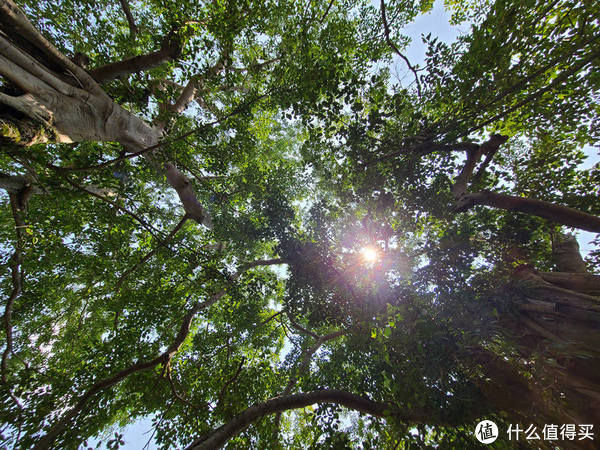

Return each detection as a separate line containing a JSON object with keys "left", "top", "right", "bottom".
{"left": 1, "top": 0, "right": 599, "bottom": 448}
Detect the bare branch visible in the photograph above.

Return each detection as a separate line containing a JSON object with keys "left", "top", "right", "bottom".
{"left": 286, "top": 314, "right": 319, "bottom": 340}
{"left": 260, "top": 310, "right": 283, "bottom": 326}
{"left": 380, "top": 0, "right": 422, "bottom": 98}
{"left": 60, "top": 175, "right": 168, "bottom": 242}
{"left": 117, "top": 0, "right": 138, "bottom": 37}
{"left": 166, "top": 364, "right": 193, "bottom": 406}
{"left": 319, "top": 0, "right": 335, "bottom": 24}
{"left": 216, "top": 357, "right": 246, "bottom": 409}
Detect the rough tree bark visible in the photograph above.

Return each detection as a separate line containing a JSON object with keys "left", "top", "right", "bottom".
{"left": 0, "top": 0, "right": 211, "bottom": 226}
{"left": 495, "top": 258, "right": 600, "bottom": 427}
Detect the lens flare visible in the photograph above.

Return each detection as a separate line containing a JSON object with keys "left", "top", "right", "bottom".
{"left": 361, "top": 246, "right": 378, "bottom": 262}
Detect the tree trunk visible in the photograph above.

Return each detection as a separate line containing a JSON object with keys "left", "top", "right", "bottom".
{"left": 500, "top": 265, "right": 600, "bottom": 425}
{"left": 0, "top": 31, "right": 161, "bottom": 148}
{"left": 0, "top": 0, "right": 212, "bottom": 226}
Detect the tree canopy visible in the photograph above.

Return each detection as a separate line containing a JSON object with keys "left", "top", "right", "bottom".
{"left": 1, "top": 0, "right": 599, "bottom": 448}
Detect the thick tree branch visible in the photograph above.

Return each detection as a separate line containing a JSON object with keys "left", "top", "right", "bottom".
{"left": 380, "top": 0, "right": 421, "bottom": 98}
{"left": 186, "top": 390, "right": 397, "bottom": 450}
{"left": 52, "top": 91, "right": 272, "bottom": 174}
{"left": 89, "top": 33, "right": 182, "bottom": 83}
{"left": 164, "top": 163, "right": 212, "bottom": 227}
{"left": 457, "top": 190, "right": 600, "bottom": 233}
{"left": 0, "top": 173, "right": 36, "bottom": 194}
{"left": 452, "top": 135, "right": 508, "bottom": 198}
{"left": 538, "top": 272, "right": 600, "bottom": 293}
{"left": 0, "top": 32, "right": 83, "bottom": 97}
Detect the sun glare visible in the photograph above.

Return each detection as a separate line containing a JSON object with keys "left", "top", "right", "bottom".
{"left": 361, "top": 246, "right": 378, "bottom": 263}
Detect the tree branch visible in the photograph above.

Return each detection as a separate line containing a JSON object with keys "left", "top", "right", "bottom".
{"left": 216, "top": 357, "right": 246, "bottom": 410}
{"left": 286, "top": 313, "right": 319, "bottom": 339}
{"left": 237, "top": 258, "right": 287, "bottom": 275}
{"left": 186, "top": 390, "right": 401, "bottom": 450}
{"left": 457, "top": 190, "right": 600, "bottom": 233}
{"left": 51, "top": 90, "right": 272, "bottom": 174}
{"left": 380, "top": 0, "right": 422, "bottom": 98}
{"left": 282, "top": 330, "right": 344, "bottom": 396}
{"left": 60, "top": 175, "right": 168, "bottom": 242}
{"left": 114, "top": 215, "right": 188, "bottom": 293}
{"left": 452, "top": 134, "right": 508, "bottom": 197}
{"left": 460, "top": 47, "right": 600, "bottom": 139}
{"left": 369, "top": 140, "right": 479, "bottom": 166}
{"left": 34, "top": 300, "right": 204, "bottom": 449}
{"left": 89, "top": 33, "right": 182, "bottom": 83}
{"left": 273, "top": 327, "right": 345, "bottom": 438}
{"left": 117, "top": 0, "right": 138, "bottom": 37}
{"left": 1, "top": 194, "right": 25, "bottom": 384}
{"left": 538, "top": 272, "right": 600, "bottom": 293}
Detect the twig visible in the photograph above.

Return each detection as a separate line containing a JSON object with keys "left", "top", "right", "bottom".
{"left": 114, "top": 215, "right": 188, "bottom": 293}
{"left": 286, "top": 313, "right": 319, "bottom": 339}
{"left": 216, "top": 357, "right": 246, "bottom": 409}
{"left": 166, "top": 364, "right": 193, "bottom": 406}
{"left": 60, "top": 175, "right": 166, "bottom": 244}
{"left": 260, "top": 310, "right": 283, "bottom": 326}
{"left": 380, "top": 0, "right": 422, "bottom": 98}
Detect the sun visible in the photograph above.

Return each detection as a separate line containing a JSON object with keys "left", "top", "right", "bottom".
{"left": 361, "top": 246, "right": 378, "bottom": 263}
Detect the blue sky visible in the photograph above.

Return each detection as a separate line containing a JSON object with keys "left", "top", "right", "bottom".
{"left": 103, "top": 1, "right": 598, "bottom": 448}
{"left": 110, "top": 2, "right": 466, "bottom": 449}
